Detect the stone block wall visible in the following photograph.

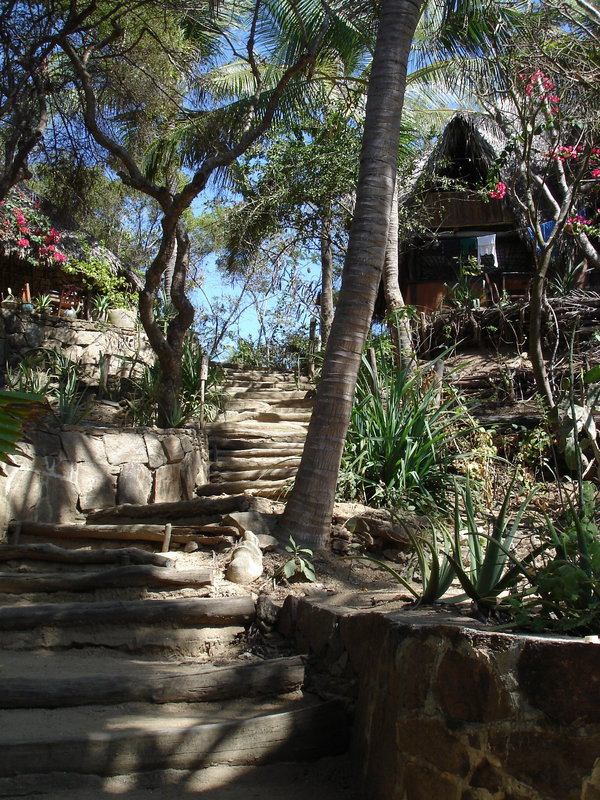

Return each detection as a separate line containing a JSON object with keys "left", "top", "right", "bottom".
{"left": 280, "top": 598, "right": 600, "bottom": 800}
{"left": 1, "top": 423, "right": 209, "bottom": 527}
{"left": 0, "top": 308, "right": 154, "bottom": 385}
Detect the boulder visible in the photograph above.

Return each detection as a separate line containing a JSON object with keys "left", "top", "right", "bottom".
{"left": 226, "top": 531, "right": 264, "bottom": 584}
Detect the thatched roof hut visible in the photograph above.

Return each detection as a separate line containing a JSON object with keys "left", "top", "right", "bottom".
{"left": 399, "top": 112, "right": 535, "bottom": 311}
{"left": 0, "top": 186, "right": 141, "bottom": 311}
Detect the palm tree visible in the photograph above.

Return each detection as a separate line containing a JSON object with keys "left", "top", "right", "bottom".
{"left": 279, "top": 0, "right": 530, "bottom": 549}
{"left": 278, "top": 0, "right": 422, "bottom": 549}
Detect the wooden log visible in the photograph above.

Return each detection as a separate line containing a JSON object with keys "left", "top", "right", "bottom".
{"left": 86, "top": 495, "right": 248, "bottom": 524}
{"left": 0, "top": 698, "right": 349, "bottom": 777}
{"left": 8, "top": 521, "right": 239, "bottom": 544}
{"left": 0, "top": 596, "right": 255, "bottom": 631}
{"left": 0, "top": 565, "right": 213, "bottom": 594}
{"left": 1, "top": 655, "right": 306, "bottom": 708}
{"left": 0, "top": 543, "right": 174, "bottom": 567}
{"left": 161, "top": 523, "right": 172, "bottom": 553}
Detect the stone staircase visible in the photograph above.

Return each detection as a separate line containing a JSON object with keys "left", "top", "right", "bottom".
{"left": 0, "top": 521, "right": 353, "bottom": 798}
{"left": 202, "top": 366, "right": 314, "bottom": 499}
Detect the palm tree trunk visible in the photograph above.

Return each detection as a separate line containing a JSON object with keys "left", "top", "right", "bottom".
{"left": 320, "top": 202, "right": 334, "bottom": 349}
{"left": 383, "top": 177, "right": 413, "bottom": 366}
{"left": 278, "top": 0, "right": 422, "bottom": 550}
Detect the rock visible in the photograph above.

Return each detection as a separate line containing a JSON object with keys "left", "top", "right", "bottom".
{"left": 153, "top": 463, "right": 182, "bottom": 503}
{"left": 162, "top": 435, "right": 185, "bottom": 463}
{"left": 117, "top": 463, "right": 152, "bottom": 505}
{"left": 257, "top": 533, "right": 279, "bottom": 551}
{"left": 226, "top": 532, "right": 264, "bottom": 584}
{"left": 256, "top": 593, "right": 281, "bottom": 631}
{"left": 223, "top": 510, "right": 274, "bottom": 536}
{"left": 184, "top": 541, "right": 199, "bottom": 553}
{"left": 103, "top": 432, "right": 148, "bottom": 466}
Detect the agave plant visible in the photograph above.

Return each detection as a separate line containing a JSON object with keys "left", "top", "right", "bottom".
{"left": 447, "top": 474, "right": 537, "bottom": 610}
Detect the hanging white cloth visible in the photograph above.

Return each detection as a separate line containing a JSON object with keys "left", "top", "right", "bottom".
{"left": 477, "top": 234, "right": 497, "bottom": 270}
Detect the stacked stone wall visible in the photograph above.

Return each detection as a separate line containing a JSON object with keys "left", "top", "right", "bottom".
{"left": 0, "top": 309, "right": 154, "bottom": 385}
{"left": 1, "top": 424, "right": 209, "bottom": 528}
{"left": 280, "top": 598, "right": 600, "bottom": 800}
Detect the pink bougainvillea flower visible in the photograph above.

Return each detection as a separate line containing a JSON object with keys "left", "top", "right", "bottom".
{"left": 46, "top": 243, "right": 55, "bottom": 252}
{"left": 592, "top": 169, "right": 600, "bottom": 179}
{"left": 490, "top": 181, "right": 506, "bottom": 199}
{"left": 53, "top": 251, "right": 67, "bottom": 263}
{"left": 19, "top": 226, "right": 28, "bottom": 234}
{"left": 17, "top": 237, "right": 29, "bottom": 248}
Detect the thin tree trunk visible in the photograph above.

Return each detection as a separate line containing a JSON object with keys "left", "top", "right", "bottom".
{"left": 139, "top": 220, "right": 194, "bottom": 426}
{"left": 278, "top": 0, "right": 422, "bottom": 550}
{"left": 528, "top": 255, "right": 554, "bottom": 408}
{"left": 320, "top": 202, "right": 334, "bottom": 349}
{"left": 382, "top": 177, "right": 413, "bottom": 365}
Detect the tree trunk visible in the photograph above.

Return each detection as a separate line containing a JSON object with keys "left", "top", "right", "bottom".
{"left": 278, "top": 0, "right": 422, "bottom": 550}
{"left": 320, "top": 202, "right": 334, "bottom": 349}
{"left": 139, "top": 220, "right": 195, "bottom": 426}
{"left": 382, "top": 177, "right": 413, "bottom": 366}
{"left": 528, "top": 255, "right": 554, "bottom": 408}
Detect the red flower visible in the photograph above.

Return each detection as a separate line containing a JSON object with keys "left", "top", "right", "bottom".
{"left": 490, "top": 181, "right": 506, "bottom": 200}
{"left": 17, "top": 237, "right": 29, "bottom": 248}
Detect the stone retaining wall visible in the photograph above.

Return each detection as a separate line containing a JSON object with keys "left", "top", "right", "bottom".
{"left": 1, "top": 423, "right": 209, "bottom": 527}
{"left": 0, "top": 308, "right": 154, "bottom": 384}
{"left": 280, "top": 597, "right": 600, "bottom": 800}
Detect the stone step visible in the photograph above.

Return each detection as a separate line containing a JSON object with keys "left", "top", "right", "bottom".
{"left": 212, "top": 445, "right": 305, "bottom": 459}
{"left": 0, "top": 651, "right": 306, "bottom": 708}
{"left": 225, "top": 389, "right": 311, "bottom": 401}
{"left": 211, "top": 465, "right": 299, "bottom": 483}
{"left": 0, "top": 693, "right": 350, "bottom": 777}
{"left": 209, "top": 421, "right": 309, "bottom": 437}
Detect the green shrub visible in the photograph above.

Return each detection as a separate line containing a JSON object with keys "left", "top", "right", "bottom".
{"left": 338, "top": 350, "right": 476, "bottom": 513}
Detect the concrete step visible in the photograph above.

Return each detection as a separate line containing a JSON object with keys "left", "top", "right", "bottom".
{"left": 0, "top": 693, "right": 350, "bottom": 778}
{"left": 0, "top": 754, "right": 361, "bottom": 799}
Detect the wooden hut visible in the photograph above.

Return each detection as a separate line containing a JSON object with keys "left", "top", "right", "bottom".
{"left": 0, "top": 187, "right": 139, "bottom": 315}
{"left": 399, "top": 112, "right": 534, "bottom": 312}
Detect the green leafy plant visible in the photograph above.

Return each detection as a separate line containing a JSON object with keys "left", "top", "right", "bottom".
{"left": 125, "top": 336, "right": 225, "bottom": 427}
{"left": 447, "top": 474, "right": 538, "bottom": 611}
{"left": 339, "top": 348, "right": 476, "bottom": 513}
{"left": 506, "top": 482, "right": 600, "bottom": 635}
{"left": 0, "top": 390, "right": 46, "bottom": 465}
{"left": 64, "top": 246, "right": 137, "bottom": 310}
{"left": 33, "top": 293, "right": 52, "bottom": 313}
{"left": 91, "top": 294, "right": 111, "bottom": 320}
{"left": 275, "top": 536, "right": 316, "bottom": 583}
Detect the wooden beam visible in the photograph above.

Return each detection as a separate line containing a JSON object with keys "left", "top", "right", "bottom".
{"left": 0, "top": 565, "right": 213, "bottom": 594}
{"left": 0, "top": 596, "right": 256, "bottom": 630}
{"left": 1, "top": 655, "right": 306, "bottom": 708}
{"left": 0, "top": 543, "right": 174, "bottom": 567}
{"left": 8, "top": 522, "right": 239, "bottom": 545}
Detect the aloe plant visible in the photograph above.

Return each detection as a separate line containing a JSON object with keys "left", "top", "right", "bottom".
{"left": 448, "top": 474, "right": 537, "bottom": 610}
{"left": 344, "top": 520, "right": 456, "bottom": 605}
